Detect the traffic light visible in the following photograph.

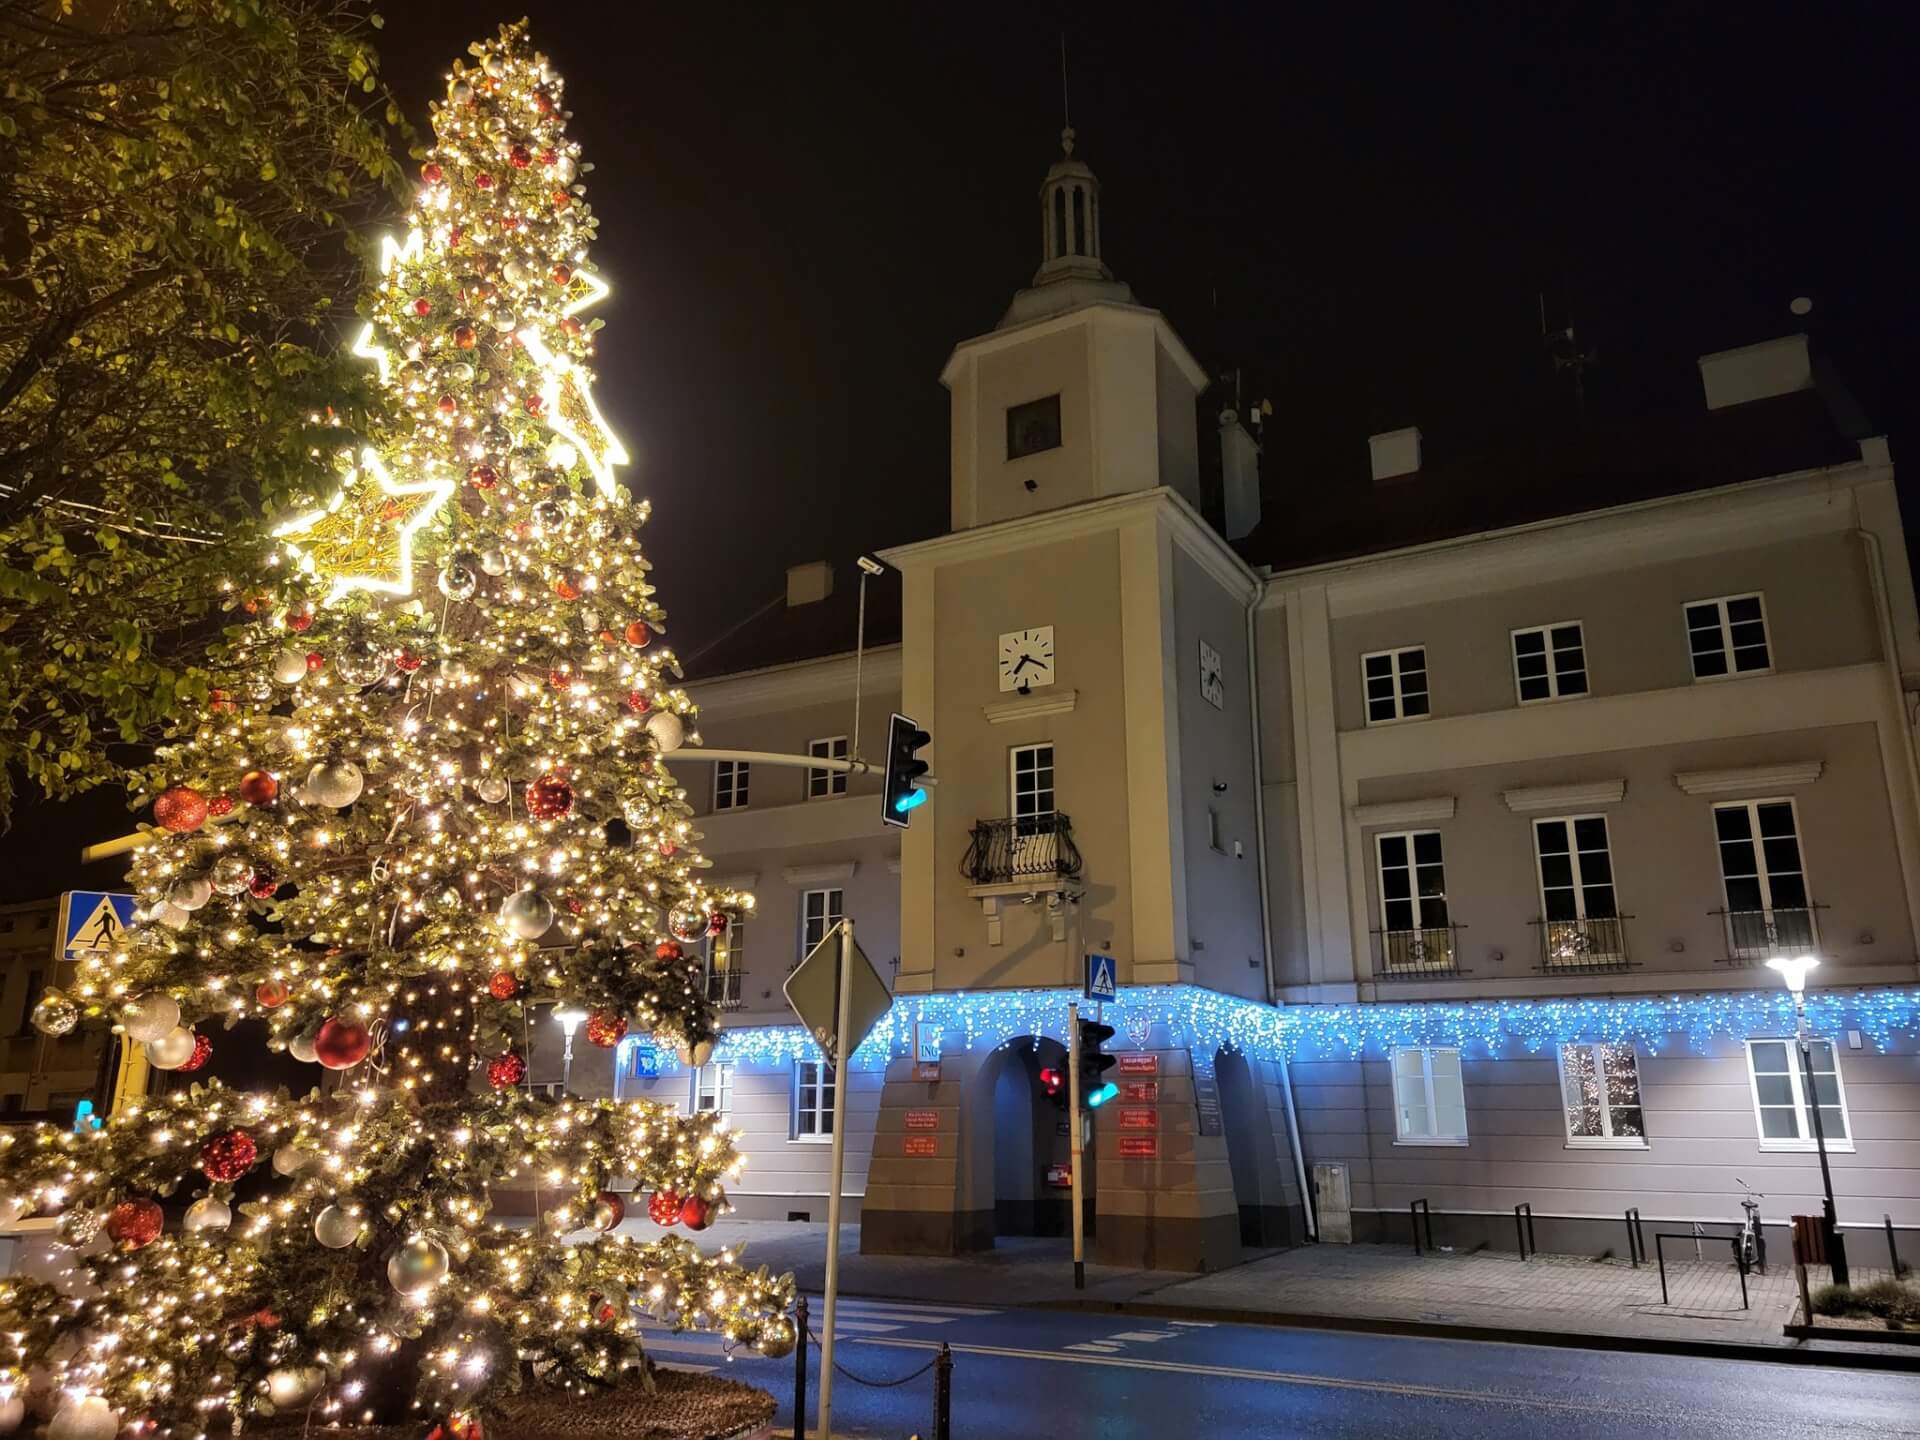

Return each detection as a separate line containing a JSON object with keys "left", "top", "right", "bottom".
{"left": 1078, "top": 1019, "right": 1117, "bottom": 1109}
{"left": 881, "top": 712, "right": 931, "bottom": 828}
{"left": 1038, "top": 1064, "right": 1067, "bottom": 1110}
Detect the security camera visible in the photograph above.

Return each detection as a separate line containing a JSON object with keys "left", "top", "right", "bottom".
{"left": 856, "top": 555, "right": 885, "bottom": 577}
{"left": 1023, "top": 478, "right": 1039, "bottom": 492}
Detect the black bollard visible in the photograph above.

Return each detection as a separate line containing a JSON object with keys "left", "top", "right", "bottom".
{"left": 933, "top": 1340, "right": 952, "bottom": 1440}
{"left": 793, "top": 1295, "right": 809, "bottom": 1440}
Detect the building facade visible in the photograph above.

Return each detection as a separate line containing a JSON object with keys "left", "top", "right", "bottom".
{"left": 583, "top": 134, "right": 1920, "bottom": 1271}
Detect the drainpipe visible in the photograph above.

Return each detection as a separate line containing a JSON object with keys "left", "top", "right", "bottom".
{"left": 1246, "top": 581, "right": 1317, "bottom": 1239}
{"left": 1854, "top": 521, "right": 1920, "bottom": 969}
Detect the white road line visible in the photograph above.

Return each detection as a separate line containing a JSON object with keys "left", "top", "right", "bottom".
{"left": 805, "top": 1297, "right": 997, "bottom": 1316}
{"left": 825, "top": 1320, "right": 904, "bottom": 1334}
{"left": 1168, "top": 1320, "right": 1216, "bottom": 1327}
{"left": 1107, "top": 1330, "right": 1179, "bottom": 1342}
{"left": 1066, "top": 1342, "right": 1123, "bottom": 1353}
{"left": 852, "top": 1338, "right": 1671, "bottom": 1420}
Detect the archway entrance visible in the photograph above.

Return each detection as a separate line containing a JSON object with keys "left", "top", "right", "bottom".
{"left": 1215, "top": 1048, "right": 1274, "bottom": 1248}
{"left": 980, "top": 1037, "right": 1086, "bottom": 1241}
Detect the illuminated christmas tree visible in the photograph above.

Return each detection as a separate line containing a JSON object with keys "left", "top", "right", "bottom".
{"left": 0, "top": 23, "right": 792, "bottom": 1437}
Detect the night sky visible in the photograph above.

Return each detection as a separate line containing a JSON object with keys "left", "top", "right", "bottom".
{"left": 3, "top": 0, "right": 1913, "bottom": 900}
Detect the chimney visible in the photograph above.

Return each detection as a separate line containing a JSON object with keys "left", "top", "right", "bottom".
{"left": 785, "top": 560, "right": 834, "bottom": 608}
{"left": 1698, "top": 334, "right": 1813, "bottom": 411}
{"left": 1368, "top": 426, "right": 1422, "bottom": 483}
{"left": 1218, "top": 407, "right": 1262, "bottom": 542}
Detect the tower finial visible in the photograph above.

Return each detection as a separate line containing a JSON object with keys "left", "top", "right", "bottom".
{"left": 1059, "top": 32, "right": 1073, "bottom": 154}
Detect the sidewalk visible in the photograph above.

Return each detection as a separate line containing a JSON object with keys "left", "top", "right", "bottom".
{"left": 688, "top": 1217, "right": 1919, "bottom": 1365}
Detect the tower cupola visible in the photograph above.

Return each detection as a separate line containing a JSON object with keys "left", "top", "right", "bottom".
{"left": 1033, "top": 127, "right": 1110, "bottom": 285}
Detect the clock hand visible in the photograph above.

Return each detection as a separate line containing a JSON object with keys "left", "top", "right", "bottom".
{"left": 1010, "top": 655, "right": 1036, "bottom": 675}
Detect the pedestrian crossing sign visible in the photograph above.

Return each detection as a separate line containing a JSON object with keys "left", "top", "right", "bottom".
{"left": 60, "top": 891, "right": 137, "bottom": 961}
{"left": 1084, "top": 952, "right": 1118, "bottom": 1002}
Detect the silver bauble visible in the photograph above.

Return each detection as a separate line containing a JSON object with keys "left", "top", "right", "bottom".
{"left": 546, "top": 438, "right": 579, "bottom": 470}
{"left": 450, "top": 80, "right": 472, "bottom": 104}
{"left": 183, "top": 1197, "right": 231, "bottom": 1233}
{"left": 145, "top": 1026, "right": 196, "bottom": 1070}
{"left": 387, "top": 1235, "right": 450, "bottom": 1294}
{"left": 499, "top": 889, "right": 554, "bottom": 941}
{"left": 667, "top": 907, "right": 706, "bottom": 943}
{"left": 502, "top": 260, "right": 527, "bottom": 286}
{"left": 756, "top": 1316, "right": 798, "bottom": 1360}
{"left": 272, "top": 1144, "right": 314, "bottom": 1177}
{"left": 314, "top": 1204, "right": 362, "bottom": 1249}
{"left": 491, "top": 308, "right": 517, "bottom": 332}
{"left": 119, "top": 992, "right": 180, "bottom": 1042}
{"left": 272, "top": 649, "right": 310, "bottom": 686}
{"left": 531, "top": 498, "right": 566, "bottom": 530}
{"left": 452, "top": 362, "right": 475, "bottom": 383}
{"left": 479, "top": 549, "right": 508, "bottom": 577}
{"left": 210, "top": 855, "right": 253, "bottom": 895}
{"left": 59, "top": 1208, "right": 102, "bottom": 1245}
{"left": 265, "top": 1366, "right": 326, "bottom": 1409}
{"left": 150, "top": 903, "right": 190, "bottom": 931}
{"left": 482, "top": 54, "right": 505, "bottom": 78}
{"left": 475, "top": 775, "right": 510, "bottom": 804}
{"left": 167, "top": 875, "right": 213, "bottom": 911}
{"left": 288, "top": 1029, "right": 320, "bottom": 1064}
{"left": 335, "top": 647, "right": 387, "bottom": 686}
{"left": 305, "top": 761, "right": 364, "bottom": 809}
{"left": 31, "top": 990, "right": 78, "bottom": 1037}
{"left": 621, "top": 797, "right": 651, "bottom": 829}
{"left": 645, "top": 710, "right": 685, "bottom": 752}
{"left": 437, "top": 564, "right": 477, "bottom": 601}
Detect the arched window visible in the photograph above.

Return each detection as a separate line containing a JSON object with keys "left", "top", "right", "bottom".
{"left": 1072, "top": 186, "right": 1086, "bottom": 255}
{"left": 1052, "top": 188, "right": 1067, "bottom": 259}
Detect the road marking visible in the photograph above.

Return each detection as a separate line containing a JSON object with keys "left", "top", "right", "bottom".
{"left": 803, "top": 1296, "right": 997, "bottom": 1316}
{"left": 853, "top": 1338, "right": 1668, "bottom": 1420}
{"left": 1168, "top": 1320, "right": 1215, "bottom": 1327}
{"left": 1107, "top": 1330, "right": 1180, "bottom": 1342}
{"left": 824, "top": 1320, "right": 904, "bottom": 1334}
{"left": 1066, "top": 1342, "right": 1123, "bottom": 1353}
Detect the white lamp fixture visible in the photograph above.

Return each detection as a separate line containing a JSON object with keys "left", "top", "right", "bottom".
{"left": 1766, "top": 954, "right": 1820, "bottom": 996}
{"left": 552, "top": 1008, "right": 587, "bottom": 1036}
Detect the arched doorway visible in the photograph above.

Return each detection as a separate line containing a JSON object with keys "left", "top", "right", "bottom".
{"left": 976, "top": 1036, "right": 1083, "bottom": 1241}
{"left": 1215, "top": 1048, "right": 1276, "bottom": 1248}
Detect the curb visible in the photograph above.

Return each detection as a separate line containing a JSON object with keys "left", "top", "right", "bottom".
{"left": 1024, "top": 1297, "right": 1920, "bottom": 1372}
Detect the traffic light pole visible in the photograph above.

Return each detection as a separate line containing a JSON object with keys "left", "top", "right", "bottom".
{"left": 1068, "top": 1002, "right": 1085, "bottom": 1290}
{"left": 816, "top": 917, "right": 857, "bottom": 1440}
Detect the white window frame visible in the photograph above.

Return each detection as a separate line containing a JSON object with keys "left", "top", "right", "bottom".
{"left": 1712, "top": 795, "right": 1816, "bottom": 946}
{"left": 1361, "top": 645, "right": 1430, "bottom": 725}
{"left": 713, "top": 758, "right": 750, "bottom": 811}
{"left": 1531, "top": 814, "right": 1616, "bottom": 921}
{"left": 807, "top": 736, "right": 849, "bottom": 799}
{"left": 1010, "top": 742, "right": 1055, "bottom": 821}
{"left": 692, "top": 1061, "right": 733, "bottom": 1117}
{"left": 1390, "top": 1046, "right": 1468, "bottom": 1146}
{"left": 792, "top": 1059, "right": 836, "bottom": 1142}
{"left": 1510, "top": 620, "right": 1589, "bottom": 704}
{"left": 799, "top": 888, "right": 844, "bottom": 962}
{"left": 1374, "top": 830, "right": 1448, "bottom": 934}
{"left": 1556, "top": 1042, "right": 1648, "bottom": 1149}
{"left": 1745, "top": 1037, "right": 1854, "bottom": 1153}
{"left": 707, "top": 911, "right": 745, "bottom": 1005}
{"left": 1685, "top": 592, "right": 1773, "bottom": 682}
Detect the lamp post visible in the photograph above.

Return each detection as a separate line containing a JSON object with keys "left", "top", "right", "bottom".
{"left": 1766, "top": 955, "right": 1849, "bottom": 1285}
{"left": 552, "top": 1007, "right": 586, "bottom": 1093}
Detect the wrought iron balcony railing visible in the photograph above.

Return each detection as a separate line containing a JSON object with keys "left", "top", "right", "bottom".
{"left": 1374, "top": 924, "right": 1462, "bottom": 977}
{"left": 706, "top": 968, "right": 743, "bottom": 1010}
{"left": 961, "top": 813, "right": 1084, "bottom": 886}
{"left": 1532, "top": 915, "right": 1633, "bottom": 973}
{"left": 1714, "top": 906, "right": 1822, "bottom": 965}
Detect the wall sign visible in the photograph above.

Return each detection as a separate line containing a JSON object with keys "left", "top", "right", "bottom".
{"left": 1118, "top": 1108, "right": 1155, "bottom": 1130}
{"left": 903, "top": 1135, "right": 937, "bottom": 1157}
{"left": 1121, "top": 1080, "right": 1159, "bottom": 1103}
{"left": 1118, "top": 1135, "right": 1159, "bottom": 1159}
{"left": 1190, "top": 1058, "right": 1224, "bottom": 1138}
{"left": 1118, "top": 1054, "right": 1159, "bottom": 1076}
{"left": 905, "top": 1110, "right": 939, "bottom": 1130}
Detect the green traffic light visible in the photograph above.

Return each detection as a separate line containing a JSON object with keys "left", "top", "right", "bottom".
{"left": 1085, "top": 1082, "right": 1118, "bottom": 1109}
{"left": 893, "top": 787, "right": 929, "bottom": 813}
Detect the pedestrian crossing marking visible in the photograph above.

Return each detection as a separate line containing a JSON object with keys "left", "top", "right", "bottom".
{"left": 1067, "top": 1342, "right": 1122, "bottom": 1353}
{"left": 1169, "top": 1320, "right": 1216, "bottom": 1327}
{"left": 1107, "top": 1330, "right": 1178, "bottom": 1342}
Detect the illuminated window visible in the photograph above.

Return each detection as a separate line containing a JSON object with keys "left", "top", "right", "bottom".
{"left": 1391, "top": 1047, "right": 1467, "bottom": 1144}
{"left": 1557, "top": 1042, "right": 1645, "bottom": 1146}
{"left": 794, "top": 1060, "right": 836, "bottom": 1139}
{"left": 692, "top": 1062, "right": 733, "bottom": 1118}
{"left": 1746, "top": 1039, "right": 1851, "bottom": 1151}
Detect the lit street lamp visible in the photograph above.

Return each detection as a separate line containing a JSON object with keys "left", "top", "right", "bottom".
{"left": 1765, "top": 955, "right": 1849, "bottom": 1285}
{"left": 552, "top": 1007, "right": 587, "bottom": 1093}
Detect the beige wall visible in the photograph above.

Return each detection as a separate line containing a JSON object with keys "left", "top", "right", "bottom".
{"left": 685, "top": 688, "right": 898, "bottom": 817}
{"left": 950, "top": 325, "right": 1093, "bottom": 531}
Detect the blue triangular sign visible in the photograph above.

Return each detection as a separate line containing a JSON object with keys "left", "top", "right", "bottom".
{"left": 1085, "top": 953, "right": 1117, "bottom": 1000}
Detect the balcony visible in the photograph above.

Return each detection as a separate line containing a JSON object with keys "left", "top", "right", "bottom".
{"left": 962, "top": 813, "right": 1084, "bottom": 945}
{"left": 1714, "top": 906, "right": 1822, "bottom": 965}
{"left": 1374, "top": 925, "right": 1463, "bottom": 978}
{"left": 706, "top": 968, "right": 743, "bottom": 1010}
{"left": 1533, "top": 915, "right": 1633, "bottom": 973}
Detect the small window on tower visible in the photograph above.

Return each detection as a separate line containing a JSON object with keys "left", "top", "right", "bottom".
{"left": 1007, "top": 394, "right": 1062, "bottom": 460}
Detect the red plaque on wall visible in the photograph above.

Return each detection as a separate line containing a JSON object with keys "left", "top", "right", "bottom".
{"left": 1121, "top": 1080, "right": 1159, "bottom": 1103}
{"left": 903, "top": 1135, "right": 937, "bottom": 1157}
{"left": 1118, "top": 1135, "right": 1159, "bottom": 1158}
{"left": 1118, "top": 1108, "right": 1155, "bottom": 1130}
{"left": 905, "top": 1110, "right": 939, "bottom": 1130}
{"left": 1118, "top": 1054, "right": 1159, "bottom": 1076}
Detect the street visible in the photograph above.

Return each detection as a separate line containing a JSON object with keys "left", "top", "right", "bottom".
{"left": 638, "top": 1296, "right": 1920, "bottom": 1438}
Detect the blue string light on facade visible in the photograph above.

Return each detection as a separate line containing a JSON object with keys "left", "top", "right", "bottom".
{"left": 682, "top": 984, "right": 1920, "bottom": 1073}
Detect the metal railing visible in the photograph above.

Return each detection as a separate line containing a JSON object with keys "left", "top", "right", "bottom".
{"left": 961, "top": 812, "right": 1084, "bottom": 885}
{"left": 1713, "top": 906, "right": 1822, "bottom": 965}
{"left": 1533, "top": 915, "right": 1632, "bottom": 972}
{"left": 1374, "top": 924, "right": 1462, "bottom": 977}
{"left": 706, "top": 969, "right": 743, "bottom": 1009}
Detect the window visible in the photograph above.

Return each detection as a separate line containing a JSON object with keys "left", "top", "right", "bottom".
{"left": 1392, "top": 1047, "right": 1467, "bottom": 1144}
{"left": 1714, "top": 798, "right": 1814, "bottom": 954}
{"left": 794, "top": 1060, "right": 836, "bottom": 1139}
{"left": 1557, "top": 1042, "right": 1646, "bottom": 1146}
{"left": 692, "top": 1061, "right": 733, "bottom": 1117}
{"left": 1362, "top": 646, "right": 1429, "bottom": 724}
{"left": 1534, "top": 816, "right": 1623, "bottom": 965}
{"left": 800, "top": 888, "right": 844, "bottom": 961}
{"left": 1686, "top": 593, "right": 1771, "bottom": 680}
{"left": 1746, "top": 1039, "right": 1851, "bottom": 1151}
{"left": 1376, "top": 831, "right": 1448, "bottom": 934}
{"left": 1007, "top": 394, "right": 1062, "bottom": 459}
{"left": 708, "top": 913, "right": 745, "bottom": 1006}
{"left": 1512, "top": 622, "right": 1588, "bottom": 703}
{"left": 806, "top": 736, "right": 849, "bottom": 798}
{"left": 1011, "top": 743, "right": 1055, "bottom": 824}
{"left": 713, "top": 759, "right": 750, "bottom": 811}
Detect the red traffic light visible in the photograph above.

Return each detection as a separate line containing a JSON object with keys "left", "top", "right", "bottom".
{"left": 1039, "top": 1065, "right": 1065, "bottom": 1097}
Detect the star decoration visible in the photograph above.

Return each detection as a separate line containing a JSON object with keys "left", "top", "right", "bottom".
{"left": 519, "top": 328, "right": 631, "bottom": 497}
{"left": 348, "top": 231, "right": 429, "bottom": 385}
{"left": 273, "top": 448, "right": 454, "bottom": 603}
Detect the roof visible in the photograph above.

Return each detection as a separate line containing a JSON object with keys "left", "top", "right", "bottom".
{"left": 1236, "top": 388, "right": 1865, "bottom": 573}
{"left": 684, "top": 571, "right": 902, "bottom": 681}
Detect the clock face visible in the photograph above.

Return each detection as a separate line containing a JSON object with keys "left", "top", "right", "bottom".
{"left": 1199, "top": 639, "right": 1225, "bottom": 709}
{"left": 998, "top": 626, "right": 1056, "bottom": 693}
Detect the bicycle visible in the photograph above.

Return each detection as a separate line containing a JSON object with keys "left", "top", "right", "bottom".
{"left": 1735, "top": 1177, "right": 1767, "bottom": 1273}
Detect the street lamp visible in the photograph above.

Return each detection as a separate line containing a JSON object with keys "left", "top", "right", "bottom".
{"left": 552, "top": 1007, "right": 587, "bottom": 1093}
{"left": 1765, "top": 955, "right": 1849, "bottom": 1284}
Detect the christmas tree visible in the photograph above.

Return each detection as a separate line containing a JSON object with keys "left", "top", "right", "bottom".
{"left": 0, "top": 23, "right": 793, "bottom": 1437}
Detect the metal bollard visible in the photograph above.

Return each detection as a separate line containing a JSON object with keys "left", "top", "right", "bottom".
{"left": 792, "top": 1295, "right": 808, "bottom": 1440}
{"left": 933, "top": 1341, "right": 953, "bottom": 1440}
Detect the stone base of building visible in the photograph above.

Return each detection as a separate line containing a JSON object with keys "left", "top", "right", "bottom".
{"left": 1094, "top": 1208, "right": 1243, "bottom": 1273}
{"left": 860, "top": 1206, "right": 994, "bottom": 1256}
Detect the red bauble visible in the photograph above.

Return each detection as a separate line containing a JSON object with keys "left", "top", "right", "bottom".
{"left": 551, "top": 189, "right": 571, "bottom": 210}
{"left": 540, "top": 148, "right": 558, "bottom": 166}
{"left": 237, "top": 769, "right": 279, "bottom": 806}
{"left": 679, "top": 1194, "right": 714, "bottom": 1231}
{"left": 437, "top": 393, "right": 457, "bottom": 415}
{"left": 395, "top": 649, "right": 424, "bottom": 673}
{"left": 623, "top": 621, "right": 651, "bottom": 647}
{"left": 547, "top": 667, "right": 570, "bottom": 689}
{"left": 707, "top": 911, "right": 730, "bottom": 938}
{"left": 625, "top": 691, "right": 651, "bottom": 714}
{"left": 509, "top": 143, "right": 532, "bottom": 168}
{"left": 654, "top": 940, "right": 683, "bottom": 961}
{"left": 486, "top": 1052, "right": 526, "bottom": 1089}
{"left": 468, "top": 463, "right": 497, "bottom": 489}
{"left": 107, "top": 1198, "right": 164, "bottom": 1250}
{"left": 584, "top": 1011, "right": 627, "bottom": 1048}
{"left": 526, "top": 772, "right": 574, "bottom": 819}
{"left": 247, "top": 870, "right": 279, "bottom": 899}
{"left": 154, "top": 786, "right": 210, "bottom": 834}
{"left": 489, "top": 970, "right": 521, "bottom": 1000}
{"left": 553, "top": 576, "right": 581, "bottom": 601}
{"left": 453, "top": 323, "right": 477, "bottom": 350}
{"left": 551, "top": 264, "right": 572, "bottom": 286}
{"left": 646, "top": 1190, "right": 681, "bottom": 1227}
{"left": 313, "top": 1017, "right": 372, "bottom": 1070}
{"left": 177, "top": 1032, "right": 213, "bottom": 1073}
{"left": 286, "top": 611, "right": 313, "bottom": 633}
{"left": 561, "top": 315, "right": 584, "bottom": 337}
{"left": 208, "top": 688, "right": 236, "bottom": 713}
{"left": 413, "top": 297, "right": 433, "bottom": 317}
{"left": 422, "top": 162, "right": 444, "bottom": 184}
{"left": 594, "top": 1191, "right": 625, "bottom": 1229}
{"left": 208, "top": 794, "right": 235, "bottom": 817}
{"left": 256, "top": 979, "right": 290, "bottom": 1008}
{"left": 199, "top": 1129, "right": 257, "bottom": 1182}
{"left": 523, "top": 392, "right": 545, "bottom": 417}
{"left": 305, "top": 651, "right": 325, "bottom": 672}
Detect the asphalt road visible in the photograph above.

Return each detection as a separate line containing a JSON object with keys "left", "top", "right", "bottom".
{"left": 637, "top": 1294, "right": 1920, "bottom": 1439}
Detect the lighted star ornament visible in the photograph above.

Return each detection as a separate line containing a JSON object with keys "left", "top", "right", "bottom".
{"left": 273, "top": 447, "right": 454, "bottom": 602}
{"left": 519, "top": 327, "right": 630, "bottom": 496}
